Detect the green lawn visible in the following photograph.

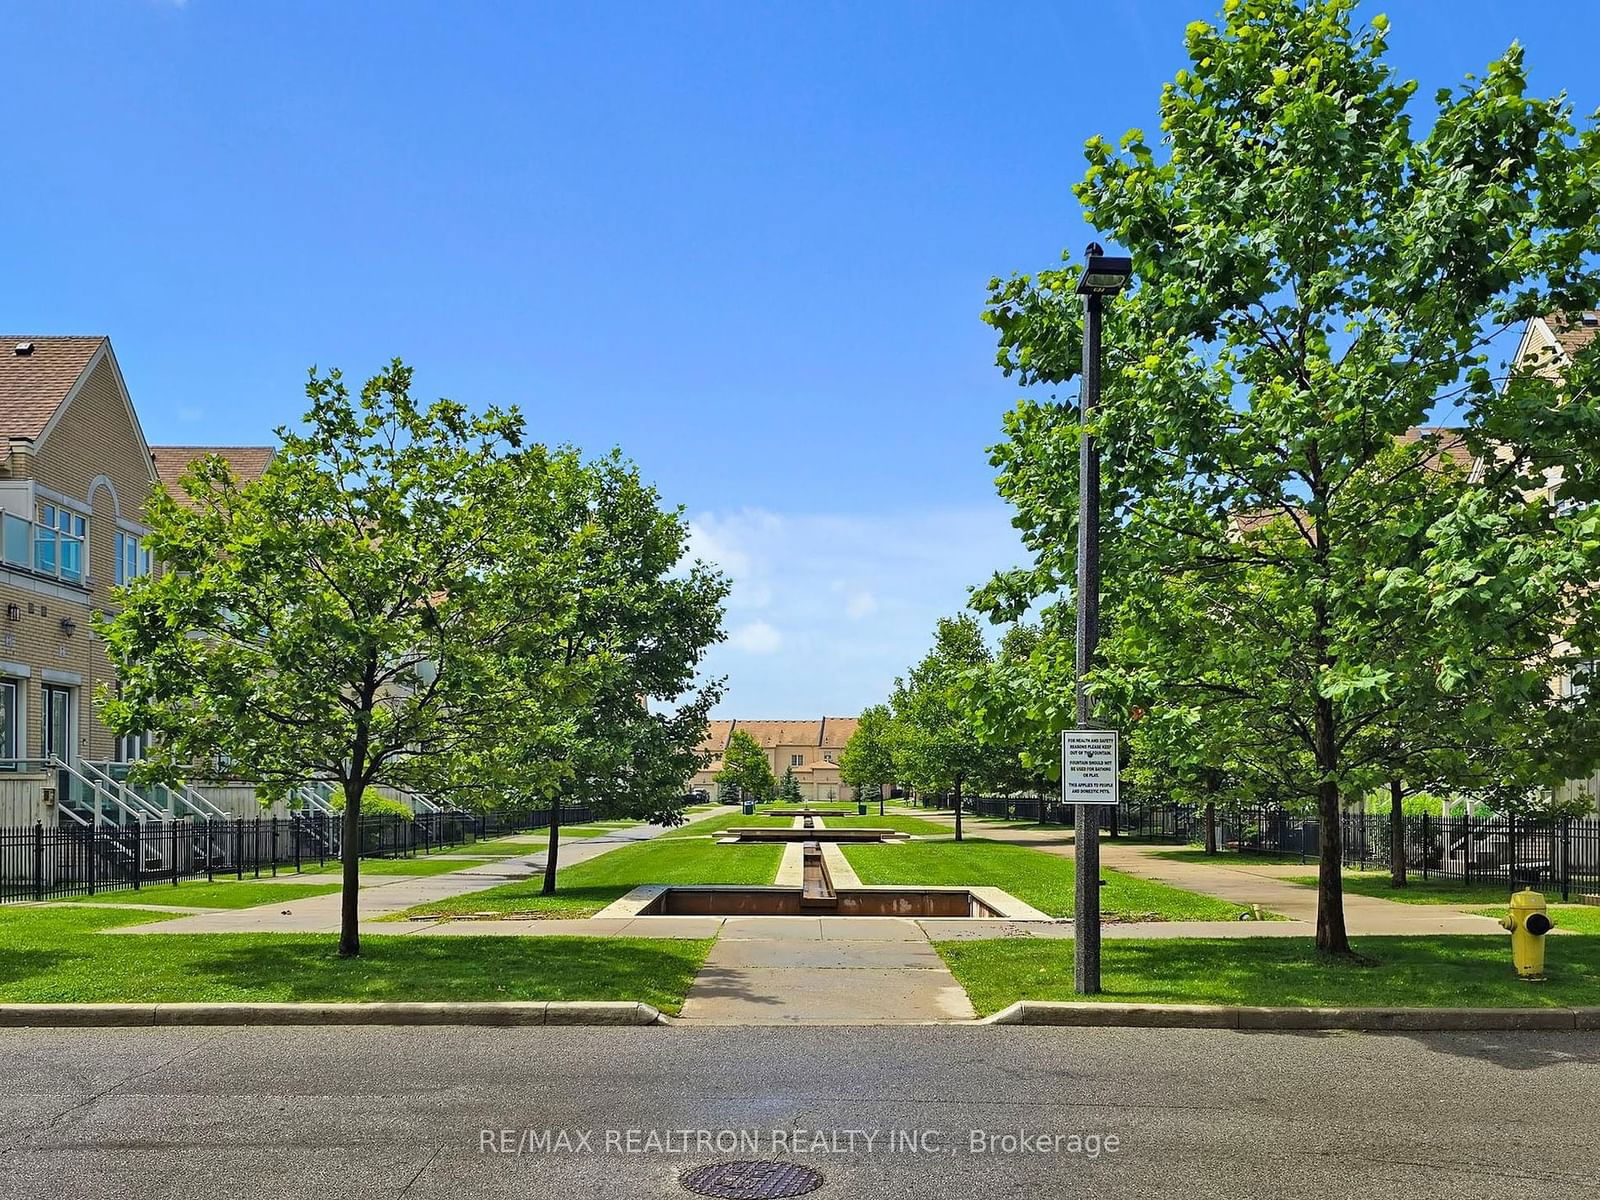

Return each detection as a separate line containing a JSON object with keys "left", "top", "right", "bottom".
{"left": 1152, "top": 846, "right": 1314, "bottom": 868}
{"left": 305, "top": 857, "right": 496, "bottom": 877}
{"left": 395, "top": 837, "right": 784, "bottom": 918}
{"left": 464, "top": 826, "right": 625, "bottom": 853}
{"left": 67, "top": 879, "right": 343, "bottom": 909}
{"left": 936, "top": 935, "right": 1600, "bottom": 1016}
{"left": 1288, "top": 872, "right": 1518, "bottom": 906}
{"left": 456, "top": 840, "right": 549, "bottom": 857}
{"left": 1470, "top": 904, "right": 1600, "bottom": 935}
{"left": 658, "top": 810, "right": 797, "bottom": 837}
{"left": 809, "top": 814, "right": 955, "bottom": 836}
{"left": 0, "top": 907, "right": 709, "bottom": 1013}
{"left": 841, "top": 839, "right": 1252, "bottom": 921}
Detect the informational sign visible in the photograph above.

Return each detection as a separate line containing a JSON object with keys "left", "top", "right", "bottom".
{"left": 1062, "top": 728, "right": 1119, "bottom": 806}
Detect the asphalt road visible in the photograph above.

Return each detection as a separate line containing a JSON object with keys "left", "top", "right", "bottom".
{"left": 2, "top": 1024, "right": 1596, "bottom": 1199}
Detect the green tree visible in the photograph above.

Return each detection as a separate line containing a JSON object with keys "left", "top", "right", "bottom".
{"left": 890, "top": 615, "right": 1005, "bottom": 841}
{"left": 961, "top": 620, "right": 1066, "bottom": 801}
{"left": 98, "top": 363, "right": 527, "bottom": 958}
{"left": 716, "top": 729, "right": 775, "bottom": 804}
{"left": 980, "top": 1, "right": 1600, "bottom": 953}
{"left": 778, "top": 765, "right": 803, "bottom": 805}
{"left": 481, "top": 448, "right": 727, "bottom": 895}
{"left": 839, "top": 704, "right": 897, "bottom": 813}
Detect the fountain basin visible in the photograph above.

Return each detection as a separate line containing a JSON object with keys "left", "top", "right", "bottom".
{"left": 596, "top": 883, "right": 1051, "bottom": 920}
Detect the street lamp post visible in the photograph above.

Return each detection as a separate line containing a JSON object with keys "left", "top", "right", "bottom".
{"left": 1073, "top": 242, "right": 1131, "bottom": 995}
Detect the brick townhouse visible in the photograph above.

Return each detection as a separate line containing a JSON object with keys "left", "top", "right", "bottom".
{"left": 691, "top": 716, "right": 862, "bottom": 804}
{"left": 0, "top": 335, "right": 271, "bottom": 824}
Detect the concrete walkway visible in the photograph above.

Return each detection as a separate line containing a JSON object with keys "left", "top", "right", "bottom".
{"left": 908, "top": 808, "right": 1508, "bottom": 936}
{"left": 105, "top": 808, "right": 731, "bottom": 936}
{"left": 675, "top": 915, "right": 976, "bottom": 1024}
{"left": 672, "top": 814, "right": 974, "bottom": 1024}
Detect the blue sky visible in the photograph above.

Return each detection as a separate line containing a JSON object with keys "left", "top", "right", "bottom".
{"left": 6, "top": 1, "right": 1599, "bottom": 717}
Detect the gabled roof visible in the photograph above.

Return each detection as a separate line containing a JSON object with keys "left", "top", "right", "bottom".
{"left": 150, "top": 446, "right": 276, "bottom": 509}
{"left": 731, "top": 720, "right": 824, "bottom": 748}
{"left": 697, "top": 719, "right": 735, "bottom": 757}
{"left": 819, "top": 716, "right": 858, "bottom": 748}
{"left": 0, "top": 336, "right": 108, "bottom": 442}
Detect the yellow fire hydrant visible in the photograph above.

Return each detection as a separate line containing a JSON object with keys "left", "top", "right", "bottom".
{"left": 1500, "top": 889, "right": 1554, "bottom": 980}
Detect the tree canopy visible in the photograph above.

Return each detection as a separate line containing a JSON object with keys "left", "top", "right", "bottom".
{"left": 975, "top": 0, "right": 1600, "bottom": 953}
{"left": 99, "top": 362, "right": 726, "bottom": 954}
{"left": 838, "top": 704, "right": 897, "bottom": 806}
{"left": 716, "top": 729, "right": 776, "bottom": 803}
{"left": 890, "top": 614, "right": 1010, "bottom": 838}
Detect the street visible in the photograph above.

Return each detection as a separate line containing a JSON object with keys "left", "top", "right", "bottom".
{"left": 1, "top": 1024, "right": 1596, "bottom": 1198}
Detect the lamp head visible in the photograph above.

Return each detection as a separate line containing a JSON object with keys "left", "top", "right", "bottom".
{"left": 1076, "top": 242, "right": 1132, "bottom": 296}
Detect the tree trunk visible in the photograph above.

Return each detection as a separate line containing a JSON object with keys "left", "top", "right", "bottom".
{"left": 1313, "top": 695, "right": 1352, "bottom": 955}
{"left": 542, "top": 796, "right": 562, "bottom": 896}
{"left": 1204, "top": 800, "right": 1217, "bottom": 855}
{"left": 953, "top": 778, "right": 963, "bottom": 842}
{"left": 1389, "top": 777, "right": 1407, "bottom": 888}
{"left": 338, "top": 782, "right": 363, "bottom": 958}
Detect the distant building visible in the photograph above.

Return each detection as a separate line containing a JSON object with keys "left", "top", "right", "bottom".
{"left": 691, "top": 717, "right": 862, "bottom": 803}
{"left": 1515, "top": 310, "right": 1599, "bottom": 813}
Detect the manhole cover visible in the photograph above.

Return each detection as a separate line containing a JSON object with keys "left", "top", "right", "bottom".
{"left": 680, "top": 1160, "right": 824, "bottom": 1199}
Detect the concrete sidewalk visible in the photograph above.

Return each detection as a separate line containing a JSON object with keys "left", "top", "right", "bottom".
{"left": 675, "top": 916, "right": 977, "bottom": 1025}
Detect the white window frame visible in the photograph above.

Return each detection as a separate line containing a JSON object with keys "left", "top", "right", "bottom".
{"left": 790, "top": 754, "right": 804, "bottom": 767}
{"left": 0, "top": 678, "right": 18, "bottom": 766}
{"left": 29, "top": 502, "right": 87, "bottom": 584}
{"left": 114, "top": 531, "right": 152, "bottom": 586}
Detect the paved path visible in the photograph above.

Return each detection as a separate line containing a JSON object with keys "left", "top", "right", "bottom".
{"left": 5, "top": 1024, "right": 1597, "bottom": 1199}
{"left": 676, "top": 916, "right": 976, "bottom": 1024}
{"left": 909, "top": 808, "right": 1509, "bottom": 936}
{"left": 106, "top": 808, "right": 732, "bottom": 935}
{"left": 676, "top": 814, "right": 975, "bottom": 1024}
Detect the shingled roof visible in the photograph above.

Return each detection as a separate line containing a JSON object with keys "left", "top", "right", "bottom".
{"left": 1546, "top": 310, "right": 1600, "bottom": 362}
{"left": 731, "top": 720, "right": 825, "bottom": 748}
{"left": 819, "top": 716, "right": 859, "bottom": 748}
{"left": 0, "top": 336, "right": 107, "bottom": 442}
{"left": 696, "top": 719, "right": 735, "bottom": 757}
{"left": 150, "top": 446, "right": 276, "bottom": 509}
{"left": 1396, "top": 426, "right": 1476, "bottom": 475}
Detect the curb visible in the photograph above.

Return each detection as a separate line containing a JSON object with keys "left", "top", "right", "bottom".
{"left": 982, "top": 1001, "right": 1600, "bottom": 1031}
{"left": 0, "top": 1001, "right": 663, "bottom": 1028}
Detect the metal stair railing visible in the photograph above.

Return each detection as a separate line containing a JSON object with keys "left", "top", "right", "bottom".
{"left": 76, "top": 760, "right": 172, "bottom": 824}
{"left": 172, "top": 780, "right": 231, "bottom": 821}
{"left": 33, "top": 757, "right": 161, "bottom": 827}
{"left": 297, "top": 783, "right": 337, "bottom": 815}
{"left": 85, "top": 761, "right": 234, "bottom": 823}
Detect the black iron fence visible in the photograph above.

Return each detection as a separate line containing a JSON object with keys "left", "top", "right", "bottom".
{"left": 1, "top": 804, "right": 595, "bottom": 904}
{"left": 911, "top": 791, "right": 1600, "bottom": 900}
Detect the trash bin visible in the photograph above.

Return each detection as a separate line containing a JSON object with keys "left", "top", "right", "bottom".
{"left": 858, "top": 801, "right": 868, "bottom": 815}
{"left": 742, "top": 799, "right": 755, "bottom": 816}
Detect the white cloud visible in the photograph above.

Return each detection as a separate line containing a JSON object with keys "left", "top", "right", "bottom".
{"left": 727, "top": 620, "right": 783, "bottom": 654}
{"left": 844, "top": 590, "right": 878, "bottom": 620}
{"left": 684, "top": 505, "right": 1025, "bottom": 716}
